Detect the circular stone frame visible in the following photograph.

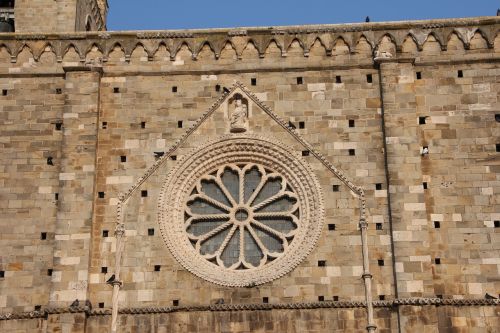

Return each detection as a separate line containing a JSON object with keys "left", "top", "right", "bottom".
{"left": 158, "top": 134, "right": 324, "bottom": 287}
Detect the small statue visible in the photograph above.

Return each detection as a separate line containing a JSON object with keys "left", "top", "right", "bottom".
{"left": 230, "top": 95, "right": 248, "bottom": 133}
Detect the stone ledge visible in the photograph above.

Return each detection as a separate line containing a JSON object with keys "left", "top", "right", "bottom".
{"left": 1, "top": 298, "right": 498, "bottom": 321}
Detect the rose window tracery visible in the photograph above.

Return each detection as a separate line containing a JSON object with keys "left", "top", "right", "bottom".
{"left": 185, "top": 164, "right": 299, "bottom": 270}
{"left": 158, "top": 135, "right": 324, "bottom": 287}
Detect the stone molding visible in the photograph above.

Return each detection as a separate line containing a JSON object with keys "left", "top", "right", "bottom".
{"left": 0, "top": 17, "right": 497, "bottom": 63}
{"left": 1, "top": 298, "right": 498, "bottom": 320}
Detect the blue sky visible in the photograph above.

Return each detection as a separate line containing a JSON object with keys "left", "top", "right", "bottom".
{"left": 107, "top": 0, "right": 499, "bottom": 31}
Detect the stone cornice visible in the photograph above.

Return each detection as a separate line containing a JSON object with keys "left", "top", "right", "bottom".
{"left": 0, "top": 16, "right": 497, "bottom": 64}
{"left": 0, "top": 298, "right": 498, "bottom": 320}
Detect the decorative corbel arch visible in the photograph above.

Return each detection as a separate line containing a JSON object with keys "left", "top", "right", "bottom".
{"left": 105, "top": 42, "right": 125, "bottom": 59}
{"left": 426, "top": 31, "right": 446, "bottom": 51}
{"left": 192, "top": 40, "right": 216, "bottom": 60}
{"left": 62, "top": 42, "right": 83, "bottom": 60}
{"left": 352, "top": 33, "right": 374, "bottom": 55}
{"left": 264, "top": 37, "right": 285, "bottom": 56}
{"left": 14, "top": 43, "right": 35, "bottom": 62}
{"left": 285, "top": 37, "right": 306, "bottom": 56}
{"left": 170, "top": 40, "right": 194, "bottom": 60}
{"left": 308, "top": 36, "right": 329, "bottom": 56}
{"left": 332, "top": 35, "right": 352, "bottom": 55}
{"left": 470, "top": 28, "right": 493, "bottom": 49}
{"left": 405, "top": 32, "right": 423, "bottom": 51}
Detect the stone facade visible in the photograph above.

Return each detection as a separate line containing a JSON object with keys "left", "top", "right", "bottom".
{"left": 14, "top": 0, "right": 106, "bottom": 33}
{"left": 0, "top": 3, "right": 499, "bottom": 332}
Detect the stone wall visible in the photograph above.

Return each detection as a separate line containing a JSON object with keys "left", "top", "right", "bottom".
{"left": 0, "top": 16, "right": 499, "bottom": 332}
{"left": 14, "top": 0, "right": 105, "bottom": 33}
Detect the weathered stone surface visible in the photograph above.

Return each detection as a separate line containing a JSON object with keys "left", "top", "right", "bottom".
{"left": 0, "top": 3, "right": 499, "bottom": 332}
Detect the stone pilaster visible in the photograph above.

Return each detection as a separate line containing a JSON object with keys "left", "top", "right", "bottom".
{"left": 379, "top": 60, "right": 435, "bottom": 297}
{"left": 49, "top": 66, "right": 101, "bottom": 306}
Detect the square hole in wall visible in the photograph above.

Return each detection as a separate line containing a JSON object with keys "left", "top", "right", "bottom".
{"left": 378, "top": 259, "right": 384, "bottom": 266}
{"left": 113, "top": 87, "right": 120, "bottom": 93}
{"left": 288, "top": 121, "right": 296, "bottom": 129}
{"left": 376, "top": 223, "right": 383, "bottom": 230}
{"left": 496, "top": 144, "right": 500, "bottom": 152}
{"left": 375, "top": 183, "right": 382, "bottom": 190}
{"left": 172, "top": 86, "right": 178, "bottom": 93}
{"left": 423, "top": 182, "right": 428, "bottom": 189}
{"left": 416, "top": 72, "right": 422, "bottom": 80}
{"left": 262, "top": 297, "right": 269, "bottom": 304}
{"left": 173, "top": 300, "right": 179, "bottom": 306}
{"left": 56, "top": 88, "right": 62, "bottom": 94}
{"left": 101, "top": 267, "right": 107, "bottom": 274}
{"left": 178, "top": 120, "right": 183, "bottom": 128}
{"left": 335, "top": 75, "right": 342, "bottom": 83}
{"left": 348, "top": 149, "right": 355, "bottom": 156}
{"left": 419, "top": 116, "right": 426, "bottom": 125}
{"left": 40, "top": 232, "right": 47, "bottom": 240}
{"left": 379, "top": 295, "right": 385, "bottom": 301}
{"left": 366, "top": 74, "right": 373, "bottom": 83}
{"left": 171, "top": 155, "right": 177, "bottom": 161}
{"left": 140, "top": 121, "right": 146, "bottom": 129}
{"left": 47, "top": 269, "right": 53, "bottom": 276}
{"left": 98, "top": 192, "right": 105, "bottom": 199}
{"left": 348, "top": 119, "right": 355, "bottom": 128}
{"left": 435, "top": 258, "right": 441, "bottom": 264}
{"left": 332, "top": 185, "right": 340, "bottom": 192}
{"left": 434, "top": 221, "right": 441, "bottom": 229}
{"left": 333, "top": 296, "right": 339, "bottom": 301}
{"left": 141, "top": 190, "right": 148, "bottom": 197}
{"left": 154, "top": 152, "right": 164, "bottom": 159}
{"left": 318, "top": 296, "right": 325, "bottom": 302}
{"left": 457, "top": 70, "right": 463, "bottom": 78}
{"left": 328, "top": 224, "right": 336, "bottom": 231}
{"left": 298, "top": 121, "right": 305, "bottom": 129}
{"left": 55, "top": 122, "right": 62, "bottom": 131}
{"left": 102, "top": 230, "right": 109, "bottom": 237}
{"left": 148, "top": 228, "right": 155, "bottom": 236}
{"left": 120, "top": 155, "right": 126, "bottom": 163}
{"left": 302, "top": 150, "right": 310, "bottom": 156}
{"left": 47, "top": 157, "right": 53, "bottom": 165}
{"left": 223, "top": 87, "right": 230, "bottom": 93}
{"left": 102, "top": 122, "right": 107, "bottom": 129}
{"left": 296, "top": 77, "right": 303, "bottom": 85}
{"left": 318, "top": 260, "right": 326, "bottom": 267}
{"left": 154, "top": 265, "right": 161, "bottom": 272}
{"left": 0, "top": 271, "right": 4, "bottom": 278}
{"left": 98, "top": 302, "right": 104, "bottom": 308}
{"left": 494, "top": 221, "right": 500, "bottom": 228}
{"left": 34, "top": 305, "right": 41, "bottom": 311}
{"left": 55, "top": 193, "right": 59, "bottom": 201}
{"left": 215, "top": 84, "right": 221, "bottom": 92}
{"left": 251, "top": 78, "right": 257, "bottom": 86}
{"left": 1, "top": 89, "right": 8, "bottom": 96}
{"left": 495, "top": 114, "right": 500, "bottom": 122}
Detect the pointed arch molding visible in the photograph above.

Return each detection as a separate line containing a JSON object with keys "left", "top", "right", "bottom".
{"left": 115, "top": 82, "right": 367, "bottom": 286}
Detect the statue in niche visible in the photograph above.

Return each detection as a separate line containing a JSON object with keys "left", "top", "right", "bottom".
{"left": 229, "top": 94, "right": 248, "bottom": 133}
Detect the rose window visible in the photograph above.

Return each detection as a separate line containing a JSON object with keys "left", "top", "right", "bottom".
{"left": 185, "top": 164, "right": 299, "bottom": 270}
{"left": 158, "top": 135, "right": 324, "bottom": 287}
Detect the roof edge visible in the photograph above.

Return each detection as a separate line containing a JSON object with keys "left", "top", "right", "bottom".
{"left": 0, "top": 16, "right": 498, "bottom": 38}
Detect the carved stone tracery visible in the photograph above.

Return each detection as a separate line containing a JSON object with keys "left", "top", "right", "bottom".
{"left": 158, "top": 134, "right": 324, "bottom": 287}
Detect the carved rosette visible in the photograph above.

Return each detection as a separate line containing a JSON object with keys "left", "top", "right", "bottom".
{"left": 158, "top": 134, "right": 324, "bottom": 287}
